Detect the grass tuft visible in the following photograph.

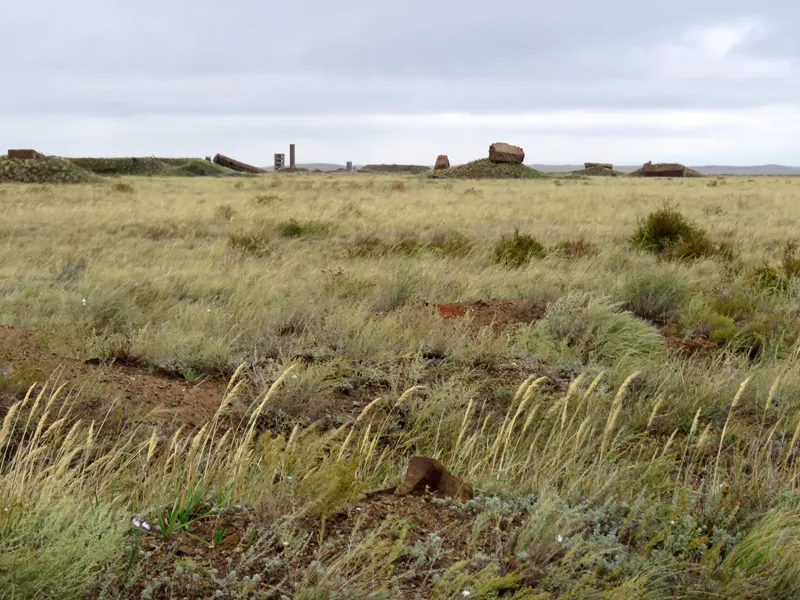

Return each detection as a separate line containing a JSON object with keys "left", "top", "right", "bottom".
{"left": 492, "top": 229, "right": 546, "bottom": 267}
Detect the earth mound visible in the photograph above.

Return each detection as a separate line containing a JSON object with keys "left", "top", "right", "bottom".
{"left": 430, "top": 158, "right": 549, "bottom": 180}
{"left": 629, "top": 163, "right": 704, "bottom": 177}
{"left": 67, "top": 157, "right": 173, "bottom": 176}
{"left": 358, "top": 164, "right": 431, "bottom": 174}
{"left": 0, "top": 155, "right": 102, "bottom": 184}
{"left": 569, "top": 166, "right": 625, "bottom": 177}
{"left": 167, "top": 159, "right": 245, "bottom": 177}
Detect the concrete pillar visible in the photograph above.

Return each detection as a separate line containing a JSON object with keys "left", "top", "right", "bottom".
{"left": 289, "top": 144, "right": 295, "bottom": 169}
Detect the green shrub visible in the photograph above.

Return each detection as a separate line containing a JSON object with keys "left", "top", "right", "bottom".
{"left": 620, "top": 268, "right": 689, "bottom": 324}
{"left": 678, "top": 297, "right": 737, "bottom": 345}
{"left": 492, "top": 229, "right": 546, "bottom": 268}
{"left": 521, "top": 293, "right": 666, "bottom": 366}
{"left": 630, "top": 205, "right": 716, "bottom": 260}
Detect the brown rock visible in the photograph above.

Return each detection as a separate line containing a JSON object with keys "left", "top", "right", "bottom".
{"left": 434, "top": 155, "right": 450, "bottom": 170}
{"left": 397, "top": 456, "right": 472, "bottom": 502}
{"left": 489, "top": 142, "right": 524, "bottom": 164}
{"left": 8, "top": 149, "right": 42, "bottom": 161}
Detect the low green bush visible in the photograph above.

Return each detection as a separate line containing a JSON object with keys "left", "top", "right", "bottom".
{"left": 492, "top": 229, "right": 546, "bottom": 268}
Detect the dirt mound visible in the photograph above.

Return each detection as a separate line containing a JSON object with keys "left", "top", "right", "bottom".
{"left": 430, "top": 158, "right": 549, "bottom": 180}
{"left": 629, "top": 164, "right": 704, "bottom": 177}
{"left": 0, "top": 155, "right": 102, "bottom": 184}
{"left": 167, "top": 159, "right": 244, "bottom": 177}
{"left": 358, "top": 164, "right": 431, "bottom": 174}
{"left": 569, "top": 166, "right": 624, "bottom": 177}
{"left": 67, "top": 157, "right": 173, "bottom": 176}
{"left": 0, "top": 325, "right": 229, "bottom": 428}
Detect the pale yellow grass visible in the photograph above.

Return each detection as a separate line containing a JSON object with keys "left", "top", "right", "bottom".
{"left": 1, "top": 173, "right": 799, "bottom": 371}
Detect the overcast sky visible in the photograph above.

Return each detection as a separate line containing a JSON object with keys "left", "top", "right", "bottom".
{"left": 2, "top": 1, "right": 799, "bottom": 165}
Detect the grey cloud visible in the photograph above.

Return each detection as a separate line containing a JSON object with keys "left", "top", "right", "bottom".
{"left": 1, "top": 1, "right": 799, "bottom": 163}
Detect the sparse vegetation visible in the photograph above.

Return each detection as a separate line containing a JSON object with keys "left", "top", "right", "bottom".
{"left": 3, "top": 173, "right": 800, "bottom": 598}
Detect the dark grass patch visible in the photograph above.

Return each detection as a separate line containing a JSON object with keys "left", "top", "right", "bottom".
{"left": 278, "top": 220, "right": 334, "bottom": 238}
{"left": 734, "top": 313, "right": 800, "bottom": 360}
{"left": 345, "top": 231, "right": 473, "bottom": 259}
{"left": 553, "top": 238, "right": 598, "bottom": 258}
{"left": 492, "top": 229, "right": 546, "bottom": 268}
{"left": 67, "top": 157, "right": 172, "bottom": 176}
{"left": 214, "top": 204, "right": 236, "bottom": 221}
{"left": 431, "top": 158, "right": 550, "bottom": 180}
{"left": 166, "top": 159, "right": 245, "bottom": 177}
{"left": 358, "top": 164, "right": 430, "bottom": 174}
{"left": 112, "top": 182, "right": 135, "bottom": 193}
{"left": 228, "top": 230, "right": 272, "bottom": 257}
{"left": 628, "top": 166, "right": 704, "bottom": 177}
{"left": 566, "top": 166, "right": 625, "bottom": 177}
{"left": 0, "top": 155, "right": 102, "bottom": 184}
{"left": 749, "top": 242, "right": 800, "bottom": 292}
{"left": 254, "top": 194, "right": 280, "bottom": 205}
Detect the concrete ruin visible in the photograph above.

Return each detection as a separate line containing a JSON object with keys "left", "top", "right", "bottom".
{"left": 8, "top": 149, "right": 43, "bottom": 160}
{"left": 642, "top": 161, "right": 687, "bottom": 177}
{"left": 212, "top": 154, "right": 266, "bottom": 174}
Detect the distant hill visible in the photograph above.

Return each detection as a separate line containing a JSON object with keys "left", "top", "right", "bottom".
{"left": 532, "top": 164, "right": 800, "bottom": 175}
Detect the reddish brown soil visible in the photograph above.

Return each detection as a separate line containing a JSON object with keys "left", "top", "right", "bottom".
{"left": 0, "top": 324, "right": 230, "bottom": 427}
{"left": 662, "top": 325, "right": 719, "bottom": 357}
{"left": 399, "top": 299, "right": 548, "bottom": 333}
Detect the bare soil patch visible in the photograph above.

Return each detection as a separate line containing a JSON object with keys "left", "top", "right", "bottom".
{"left": 399, "top": 299, "right": 548, "bottom": 333}
{"left": 0, "top": 324, "right": 230, "bottom": 427}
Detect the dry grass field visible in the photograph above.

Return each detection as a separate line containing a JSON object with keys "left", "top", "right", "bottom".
{"left": 3, "top": 171, "right": 800, "bottom": 598}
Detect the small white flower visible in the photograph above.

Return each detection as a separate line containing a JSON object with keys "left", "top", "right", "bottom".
{"left": 462, "top": 591, "right": 471, "bottom": 598}
{"left": 81, "top": 298, "right": 87, "bottom": 306}
{"left": 142, "top": 521, "right": 152, "bottom": 531}
{"left": 670, "top": 520, "right": 676, "bottom": 525}
{"left": 291, "top": 373, "right": 298, "bottom": 379}
{"left": 131, "top": 517, "right": 142, "bottom": 528}
{"left": 556, "top": 535, "right": 564, "bottom": 543}
{"left": 207, "top": 309, "right": 211, "bottom": 312}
